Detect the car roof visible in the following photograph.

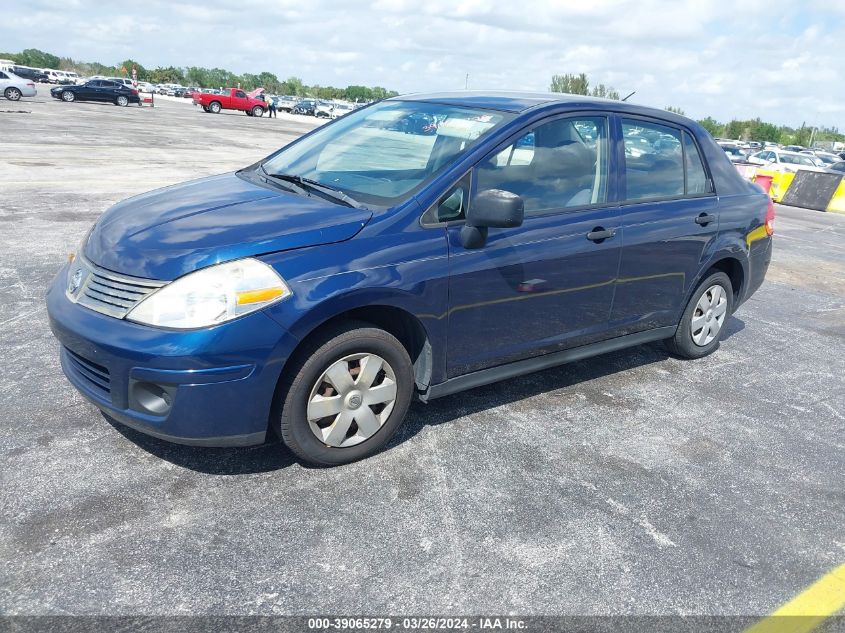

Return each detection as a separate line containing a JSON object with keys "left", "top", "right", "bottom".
{"left": 390, "top": 90, "right": 688, "bottom": 122}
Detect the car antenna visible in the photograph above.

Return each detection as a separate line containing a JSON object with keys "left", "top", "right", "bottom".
{"left": 621, "top": 91, "right": 636, "bottom": 102}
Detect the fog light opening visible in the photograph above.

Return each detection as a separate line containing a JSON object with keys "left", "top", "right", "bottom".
{"left": 131, "top": 381, "right": 175, "bottom": 416}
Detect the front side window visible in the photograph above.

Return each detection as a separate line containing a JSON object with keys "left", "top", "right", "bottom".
{"left": 473, "top": 116, "right": 609, "bottom": 217}
{"left": 622, "top": 120, "right": 684, "bottom": 200}
{"left": 262, "top": 100, "right": 510, "bottom": 206}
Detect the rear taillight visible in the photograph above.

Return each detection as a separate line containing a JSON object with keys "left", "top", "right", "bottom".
{"left": 27, "top": 82, "right": 34, "bottom": 87}
{"left": 765, "top": 197, "right": 775, "bottom": 236}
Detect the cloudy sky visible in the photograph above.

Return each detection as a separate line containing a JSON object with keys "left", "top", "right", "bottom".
{"left": 3, "top": 0, "right": 843, "bottom": 128}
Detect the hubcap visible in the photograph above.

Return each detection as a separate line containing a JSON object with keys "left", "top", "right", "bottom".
{"left": 691, "top": 284, "right": 727, "bottom": 346}
{"left": 306, "top": 353, "right": 397, "bottom": 448}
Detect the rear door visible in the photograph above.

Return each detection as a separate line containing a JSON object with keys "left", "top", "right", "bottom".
{"left": 609, "top": 117, "right": 718, "bottom": 333}
{"left": 444, "top": 113, "right": 622, "bottom": 376}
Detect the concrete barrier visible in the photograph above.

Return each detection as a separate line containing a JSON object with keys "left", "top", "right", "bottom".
{"left": 826, "top": 177, "right": 845, "bottom": 214}
{"left": 754, "top": 169, "right": 795, "bottom": 203}
{"left": 781, "top": 171, "right": 844, "bottom": 211}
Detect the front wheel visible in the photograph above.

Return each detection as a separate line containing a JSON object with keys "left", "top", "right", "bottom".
{"left": 115, "top": 95, "right": 129, "bottom": 107}
{"left": 277, "top": 322, "right": 413, "bottom": 466}
{"left": 666, "top": 271, "right": 733, "bottom": 359}
{"left": 4, "top": 87, "right": 22, "bottom": 101}
{"left": 251, "top": 106, "right": 264, "bottom": 117}
{"left": 61, "top": 90, "right": 75, "bottom": 102}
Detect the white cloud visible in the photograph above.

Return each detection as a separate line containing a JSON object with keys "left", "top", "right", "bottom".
{"left": 1, "top": 0, "right": 843, "bottom": 127}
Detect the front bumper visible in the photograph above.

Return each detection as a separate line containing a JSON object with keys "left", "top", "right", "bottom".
{"left": 47, "top": 265, "right": 299, "bottom": 446}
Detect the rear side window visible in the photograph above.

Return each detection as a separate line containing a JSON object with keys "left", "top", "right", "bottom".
{"left": 683, "top": 132, "right": 712, "bottom": 194}
{"left": 622, "top": 120, "right": 684, "bottom": 200}
{"left": 622, "top": 120, "right": 714, "bottom": 200}
{"left": 475, "top": 115, "right": 609, "bottom": 217}
{"left": 0, "top": 72, "right": 7, "bottom": 79}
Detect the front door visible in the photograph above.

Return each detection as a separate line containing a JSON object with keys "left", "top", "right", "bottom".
{"left": 609, "top": 118, "right": 719, "bottom": 332}
{"left": 445, "top": 114, "right": 622, "bottom": 377}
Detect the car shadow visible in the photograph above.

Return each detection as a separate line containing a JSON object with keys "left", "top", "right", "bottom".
{"left": 103, "top": 414, "right": 298, "bottom": 475}
{"left": 104, "top": 317, "right": 745, "bottom": 474}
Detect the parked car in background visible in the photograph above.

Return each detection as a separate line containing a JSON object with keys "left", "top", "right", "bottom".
{"left": 827, "top": 161, "right": 845, "bottom": 174}
{"left": 747, "top": 149, "right": 826, "bottom": 172}
{"left": 137, "top": 82, "right": 156, "bottom": 93}
{"left": 720, "top": 144, "right": 749, "bottom": 163}
{"left": 0, "top": 70, "right": 37, "bottom": 100}
{"left": 12, "top": 66, "right": 48, "bottom": 83}
{"left": 107, "top": 77, "right": 135, "bottom": 89}
{"left": 802, "top": 151, "right": 841, "bottom": 166}
{"left": 783, "top": 145, "right": 805, "bottom": 152}
{"left": 275, "top": 96, "right": 298, "bottom": 112}
{"left": 50, "top": 79, "right": 141, "bottom": 106}
{"left": 292, "top": 99, "right": 318, "bottom": 115}
{"left": 193, "top": 87, "right": 266, "bottom": 116}
{"left": 47, "top": 92, "right": 773, "bottom": 465}
{"left": 331, "top": 103, "right": 355, "bottom": 119}
{"left": 314, "top": 102, "right": 333, "bottom": 118}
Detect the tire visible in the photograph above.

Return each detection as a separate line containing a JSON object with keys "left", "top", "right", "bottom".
{"left": 61, "top": 90, "right": 75, "bottom": 102}
{"left": 666, "top": 271, "right": 733, "bottom": 359}
{"left": 277, "top": 322, "right": 413, "bottom": 466}
{"left": 251, "top": 106, "right": 264, "bottom": 117}
{"left": 115, "top": 95, "right": 129, "bottom": 107}
{"left": 208, "top": 101, "right": 221, "bottom": 113}
{"left": 4, "top": 87, "right": 22, "bottom": 101}
{"left": 202, "top": 105, "right": 209, "bottom": 112}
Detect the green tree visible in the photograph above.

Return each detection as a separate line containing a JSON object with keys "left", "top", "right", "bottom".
{"left": 550, "top": 72, "right": 589, "bottom": 95}
{"left": 591, "top": 84, "right": 620, "bottom": 100}
{"left": 15, "top": 48, "right": 60, "bottom": 69}
{"left": 280, "top": 76, "right": 306, "bottom": 96}
{"left": 345, "top": 85, "right": 374, "bottom": 102}
{"left": 665, "top": 105, "right": 685, "bottom": 116}
{"left": 697, "top": 116, "right": 723, "bottom": 137}
{"left": 148, "top": 66, "right": 186, "bottom": 84}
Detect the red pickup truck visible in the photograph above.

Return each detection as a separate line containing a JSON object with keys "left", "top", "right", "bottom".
{"left": 193, "top": 88, "right": 266, "bottom": 117}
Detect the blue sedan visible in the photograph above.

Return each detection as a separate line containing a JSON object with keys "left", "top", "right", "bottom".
{"left": 47, "top": 91, "right": 773, "bottom": 465}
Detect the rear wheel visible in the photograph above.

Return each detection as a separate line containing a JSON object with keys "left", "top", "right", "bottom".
{"left": 208, "top": 101, "right": 221, "bottom": 113}
{"left": 61, "top": 90, "right": 75, "bottom": 102}
{"left": 666, "top": 271, "right": 733, "bottom": 359}
{"left": 115, "top": 95, "right": 129, "bottom": 107}
{"left": 277, "top": 322, "right": 413, "bottom": 466}
{"left": 4, "top": 87, "right": 22, "bottom": 101}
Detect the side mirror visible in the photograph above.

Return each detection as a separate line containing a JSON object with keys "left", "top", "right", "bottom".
{"left": 460, "top": 189, "right": 524, "bottom": 249}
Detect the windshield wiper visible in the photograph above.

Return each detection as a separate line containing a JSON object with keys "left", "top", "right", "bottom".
{"left": 264, "top": 170, "right": 365, "bottom": 209}
{"left": 259, "top": 165, "right": 310, "bottom": 197}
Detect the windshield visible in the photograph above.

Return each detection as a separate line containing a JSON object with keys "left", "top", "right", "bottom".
{"left": 262, "top": 100, "right": 511, "bottom": 206}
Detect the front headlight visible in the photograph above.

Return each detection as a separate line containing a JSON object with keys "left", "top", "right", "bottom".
{"left": 127, "top": 258, "right": 291, "bottom": 329}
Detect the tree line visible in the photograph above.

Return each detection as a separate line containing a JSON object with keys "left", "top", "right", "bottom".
{"left": 547, "top": 72, "right": 844, "bottom": 145}
{"left": 0, "top": 48, "right": 398, "bottom": 101}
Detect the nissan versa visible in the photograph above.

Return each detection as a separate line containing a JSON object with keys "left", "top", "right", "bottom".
{"left": 47, "top": 92, "right": 773, "bottom": 465}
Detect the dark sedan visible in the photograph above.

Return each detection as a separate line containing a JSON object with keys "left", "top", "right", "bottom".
{"left": 292, "top": 99, "right": 318, "bottom": 115}
{"left": 50, "top": 80, "right": 141, "bottom": 106}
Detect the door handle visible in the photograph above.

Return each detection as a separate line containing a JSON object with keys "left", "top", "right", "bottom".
{"left": 586, "top": 227, "right": 616, "bottom": 243}
{"left": 695, "top": 213, "right": 716, "bottom": 226}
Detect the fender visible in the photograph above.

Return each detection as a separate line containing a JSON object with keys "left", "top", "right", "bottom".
{"left": 266, "top": 286, "right": 447, "bottom": 387}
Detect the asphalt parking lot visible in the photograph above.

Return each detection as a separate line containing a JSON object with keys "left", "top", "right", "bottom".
{"left": 1, "top": 91, "right": 843, "bottom": 617}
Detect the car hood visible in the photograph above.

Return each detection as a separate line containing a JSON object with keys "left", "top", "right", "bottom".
{"left": 84, "top": 172, "right": 372, "bottom": 280}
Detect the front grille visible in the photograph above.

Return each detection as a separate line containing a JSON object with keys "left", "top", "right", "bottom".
{"left": 65, "top": 347, "right": 111, "bottom": 395}
{"left": 68, "top": 258, "right": 165, "bottom": 319}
